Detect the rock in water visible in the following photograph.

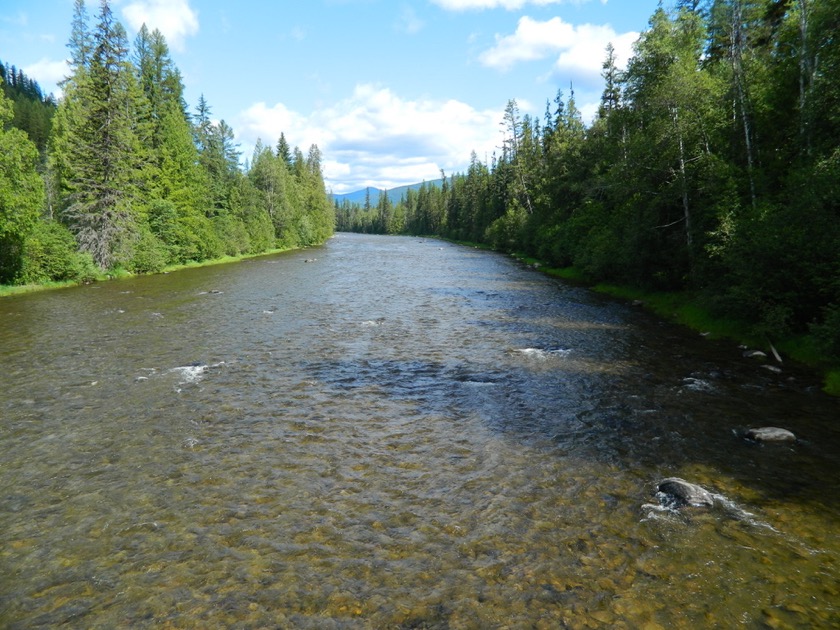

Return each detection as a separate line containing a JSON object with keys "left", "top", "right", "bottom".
{"left": 656, "top": 477, "right": 715, "bottom": 508}
{"left": 746, "top": 427, "right": 796, "bottom": 442}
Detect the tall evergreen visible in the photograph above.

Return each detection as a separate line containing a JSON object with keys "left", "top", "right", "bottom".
{"left": 53, "top": 0, "right": 143, "bottom": 269}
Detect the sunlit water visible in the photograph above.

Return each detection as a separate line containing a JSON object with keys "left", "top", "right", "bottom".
{"left": 1, "top": 233, "right": 838, "bottom": 628}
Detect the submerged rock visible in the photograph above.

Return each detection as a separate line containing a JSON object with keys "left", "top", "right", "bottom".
{"left": 656, "top": 477, "right": 715, "bottom": 508}
{"left": 743, "top": 349, "right": 768, "bottom": 360}
{"left": 746, "top": 427, "right": 796, "bottom": 442}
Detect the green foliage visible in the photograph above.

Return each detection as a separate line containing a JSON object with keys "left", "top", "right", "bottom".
{"left": 9, "top": 0, "right": 333, "bottom": 287}
{"left": 51, "top": 0, "right": 145, "bottom": 270}
{"left": 0, "top": 83, "right": 46, "bottom": 283}
{"left": 811, "top": 305, "right": 840, "bottom": 362}
{"left": 125, "top": 224, "right": 168, "bottom": 274}
{"left": 0, "top": 60, "right": 56, "bottom": 155}
{"left": 247, "top": 139, "right": 334, "bottom": 249}
{"left": 485, "top": 203, "right": 526, "bottom": 252}
{"left": 824, "top": 370, "right": 840, "bottom": 397}
{"left": 18, "top": 220, "right": 98, "bottom": 284}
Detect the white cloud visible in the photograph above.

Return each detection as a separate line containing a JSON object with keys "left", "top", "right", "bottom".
{"left": 480, "top": 16, "right": 637, "bottom": 88}
{"left": 431, "top": 0, "right": 585, "bottom": 10}
{"left": 122, "top": 0, "right": 199, "bottom": 51}
{"left": 480, "top": 16, "right": 574, "bottom": 70}
{"left": 236, "top": 84, "right": 505, "bottom": 194}
{"left": 553, "top": 24, "right": 637, "bottom": 80}
{"left": 23, "top": 58, "right": 70, "bottom": 96}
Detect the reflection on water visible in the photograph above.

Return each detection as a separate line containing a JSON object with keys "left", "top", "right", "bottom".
{"left": 1, "top": 234, "right": 838, "bottom": 628}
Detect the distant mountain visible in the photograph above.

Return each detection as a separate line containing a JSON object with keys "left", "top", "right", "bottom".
{"left": 330, "top": 178, "right": 444, "bottom": 207}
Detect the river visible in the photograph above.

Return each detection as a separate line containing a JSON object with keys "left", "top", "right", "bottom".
{"left": 1, "top": 233, "right": 838, "bottom": 628}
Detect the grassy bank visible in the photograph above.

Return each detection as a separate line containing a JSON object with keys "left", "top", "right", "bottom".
{"left": 0, "top": 279, "right": 80, "bottom": 298}
{"left": 0, "top": 245, "right": 305, "bottom": 299}
{"left": 509, "top": 252, "right": 840, "bottom": 396}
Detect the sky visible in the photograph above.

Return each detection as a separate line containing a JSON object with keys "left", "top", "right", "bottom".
{"left": 1, "top": 0, "right": 664, "bottom": 194}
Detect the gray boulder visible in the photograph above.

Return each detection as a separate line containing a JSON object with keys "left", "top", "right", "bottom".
{"left": 657, "top": 477, "right": 715, "bottom": 508}
{"left": 745, "top": 427, "right": 796, "bottom": 442}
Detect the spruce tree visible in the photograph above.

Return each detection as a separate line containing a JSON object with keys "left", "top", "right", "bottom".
{"left": 54, "top": 0, "right": 143, "bottom": 269}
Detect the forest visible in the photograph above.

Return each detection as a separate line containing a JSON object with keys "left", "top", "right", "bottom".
{"left": 336, "top": 0, "right": 840, "bottom": 367}
{"left": 0, "top": 0, "right": 334, "bottom": 288}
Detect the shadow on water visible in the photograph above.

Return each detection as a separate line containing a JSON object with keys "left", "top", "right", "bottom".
{"left": 300, "top": 337, "right": 840, "bottom": 512}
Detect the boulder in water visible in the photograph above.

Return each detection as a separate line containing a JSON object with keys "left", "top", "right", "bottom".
{"left": 745, "top": 427, "right": 796, "bottom": 442}
{"left": 656, "top": 477, "right": 715, "bottom": 508}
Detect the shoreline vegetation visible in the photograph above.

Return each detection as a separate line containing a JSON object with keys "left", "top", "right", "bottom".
{"left": 0, "top": 243, "right": 314, "bottom": 298}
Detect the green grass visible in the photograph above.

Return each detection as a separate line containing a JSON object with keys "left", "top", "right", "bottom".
{"left": 0, "top": 279, "right": 81, "bottom": 297}
{"left": 159, "top": 247, "right": 295, "bottom": 273}
{"left": 593, "top": 284, "right": 758, "bottom": 343}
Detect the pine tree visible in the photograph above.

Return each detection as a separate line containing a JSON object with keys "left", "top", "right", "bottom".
{"left": 599, "top": 43, "right": 622, "bottom": 120}
{"left": 276, "top": 132, "right": 292, "bottom": 168}
{"left": 67, "top": 0, "right": 92, "bottom": 74}
{"left": 55, "top": 0, "right": 144, "bottom": 269}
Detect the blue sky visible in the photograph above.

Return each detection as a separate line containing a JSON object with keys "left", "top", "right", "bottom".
{"left": 2, "top": 0, "right": 663, "bottom": 193}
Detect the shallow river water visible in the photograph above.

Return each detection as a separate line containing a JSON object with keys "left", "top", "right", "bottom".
{"left": 1, "top": 233, "right": 839, "bottom": 628}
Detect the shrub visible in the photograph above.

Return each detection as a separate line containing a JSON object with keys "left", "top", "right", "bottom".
{"left": 17, "top": 220, "right": 97, "bottom": 284}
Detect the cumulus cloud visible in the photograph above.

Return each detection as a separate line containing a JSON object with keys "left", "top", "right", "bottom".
{"left": 480, "top": 16, "right": 637, "bottom": 88}
{"left": 431, "top": 0, "right": 585, "bottom": 10}
{"left": 23, "top": 58, "right": 70, "bottom": 96}
{"left": 122, "top": 0, "right": 199, "bottom": 51}
{"left": 480, "top": 16, "right": 574, "bottom": 70}
{"left": 236, "top": 84, "right": 504, "bottom": 194}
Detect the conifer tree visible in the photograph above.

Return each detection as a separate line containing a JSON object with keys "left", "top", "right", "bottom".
{"left": 276, "top": 133, "right": 293, "bottom": 168}
{"left": 54, "top": 0, "right": 144, "bottom": 269}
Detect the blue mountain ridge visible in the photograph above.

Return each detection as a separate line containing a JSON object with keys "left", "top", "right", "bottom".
{"left": 330, "top": 178, "right": 443, "bottom": 207}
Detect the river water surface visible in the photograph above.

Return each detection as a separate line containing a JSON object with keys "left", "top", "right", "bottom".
{"left": 1, "top": 233, "right": 838, "bottom": 628}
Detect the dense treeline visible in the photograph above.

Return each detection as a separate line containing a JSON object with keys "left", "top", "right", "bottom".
{"left": 0, "top": 0, "right": 333, "bottom": 287}
{"left": 342, "top": 0, "right": 840, "bottom": 359}
{"left": 0, "top": 60, "right": 57, "bottom": 155}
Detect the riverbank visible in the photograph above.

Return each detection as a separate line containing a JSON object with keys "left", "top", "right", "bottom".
{"left": 0, "top": 245, "right": 313, "bottom": 299}
{"left": 505, "top": 250, "right": 840, "bottom": 396}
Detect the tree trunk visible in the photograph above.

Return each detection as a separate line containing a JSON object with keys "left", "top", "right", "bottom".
{"left": 673, "top": 107, "right": 693, "bottom": 265}
{"left": 731, "top": 0, "right": 757, "bottom": 208}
